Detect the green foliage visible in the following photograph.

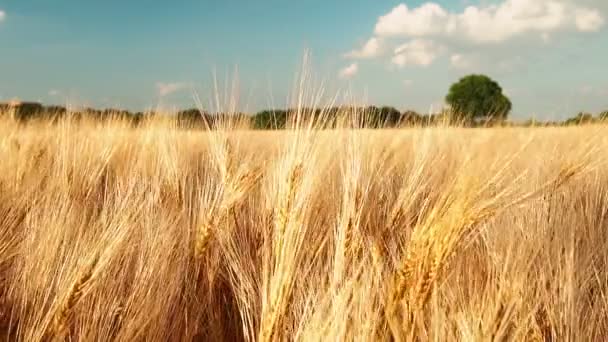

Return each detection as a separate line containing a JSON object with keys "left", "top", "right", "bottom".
{"left": 522, "top": 119, "right": 539, "bottom": 127}
{"left": 0, "top": 102, "right": 437, "bottom": 129}
{"left": 564, "top": 112, "right": 595, "bottom": 125}
{"left": 446, "top": 74, "right": 512, "bottom": 121}
{"left": 3, "top": 102, "right": 44, "bottom": 121}
{"left": 177, "top": 108, "right": 210, "bottom": 128}
{"left": 251, "top": 106, "right": 424, "bottom": 129}
{"left": 365, "top": 106, "right": 401, "bottom": 128}
{"left": 401, "top": 110, "right": 423, "bottom": 126}
{"left": 9, "top": 99, "right": 605, "bottom": 128}
{"left": 0, "top": 102, "right": 146, "bottom": 125}
{"left": 253, "top": 110, "right": 288, "bottom": 130}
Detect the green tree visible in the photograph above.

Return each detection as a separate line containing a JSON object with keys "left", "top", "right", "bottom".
{"left": 401, "top": 110, "right": 422, "bottom": 126}
{"left": 177, "top": 108, "right": 210, "bottom": 128}
{"left": 445, "top": 74, "right": 512, "bottom": 121}
{"left": 564, "top": 112, "right": 594, "bottom": 125}
{"left": 599, "top": 111, "right": 608, "bottom": 121}
{"left": 253, "top": 110, "right": 288, "bottom": 130}
{"left": 364, "top": 106, "right": 402, "bottom": 128}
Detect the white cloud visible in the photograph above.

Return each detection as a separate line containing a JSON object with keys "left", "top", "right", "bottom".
{"left": 345, "top": 37, "right": 383, "bottom": 59}
{"left": 0, "top": 10, "right": 5, "bottom": 21}
{"left": 391, "top": 39, "right": 443, "bottom": 67}
{"left": 344, "top": 0, "right": 605, "bottom": 71}
{"left": 156, "top": 82, "right": 190, "bottom": 97}
{"left": 403, "top": 79, "right": 413, "bottom": 86}
{"left": 457, "top": 0, "right": 571, "bottom": 43}
{"left": 48, "top": 89, "right": 60, "bottom": 96}
{"left": 376, "top": 3, "right": 448, "bottom": 37}
{"left": 339, "top": 63, "right": 359, "bottom": 79}
{"left": 373, "top": 1, "right": 604, "bottom": 43}
{"left": 450, "top": 54, "right": 473, "bottom": 69}
{"left": 575, "top": 8, "right": 604, "bottom": 31}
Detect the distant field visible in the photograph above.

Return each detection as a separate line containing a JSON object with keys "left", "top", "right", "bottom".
{"left": 0, "top": 115, "right": 607, "bottom": 341}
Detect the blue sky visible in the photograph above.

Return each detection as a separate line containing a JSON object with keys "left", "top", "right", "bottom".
{"left": 0, "top": 0, "right": 606, "bottom": 119}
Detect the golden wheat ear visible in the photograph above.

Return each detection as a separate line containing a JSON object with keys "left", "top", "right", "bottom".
{"left": 48, "top": 252, "right": 100, "bottom": 340}
{"left": 194, "top": 164, "right": 263, "bottom": 260}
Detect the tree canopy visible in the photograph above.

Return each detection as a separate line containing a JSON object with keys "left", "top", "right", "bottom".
{"left": 446, "top": 74, "right": 512, "bottom": 121}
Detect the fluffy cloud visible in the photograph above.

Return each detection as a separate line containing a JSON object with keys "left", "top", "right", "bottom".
{"left": 0, "top": 10, "right": 6, "bottom": 21}
{"left": 374, "top": 0, "right": 604, "bottom": 43}
{"left": 375, "top": 3, "right": 448, "bottom": 37}
{"left": 48, "top": 89, "right": 60, "bottom": 96}
{"left": 392, "top": 39, "right": 443, "bottom": 67}
{"left": 344, "top": 0, "right": 605, "bottom": 73}
{"left": 575, "top": 8, "right": 605, "bottom": 31}
{"left": 339, "top": 63, "right": 359, "bottom": 79}
{"left": 450, "top": 54, "right": 472, "bottom": 69}
{"left": 345, "top": 37, "right": 382, "bottom": 59}
{"left": 156, "top": 82, "right": 190, "bottom": 97}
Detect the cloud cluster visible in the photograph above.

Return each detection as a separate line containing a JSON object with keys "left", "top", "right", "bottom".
{"left": 339, "top": 63, "right": 359, "bottom": 79}
{"left": 343, "top": 0, "right": 605, "bottom": 71}
{"left": 345, "top": 37, "right": 382, "bottom": 59}
{"left": 0, "top": 10, "right": 6, "bottom": 21}
{"left": 375, "top": 0, "right": 603, "bottom": 43}
{"left": 156, "top": 82, "right": 190, "bottom": 97}
{"left": 375, "top": 3, "right": 449, "bottom": 37}
{"left": 449, "top": 54, "right": 471, "bottom": 69}
{"left": 392, "top": 39, "right": 443, "bottom": 68}
{"left": 575, "top": 8, "right": 605, "bottom": 32}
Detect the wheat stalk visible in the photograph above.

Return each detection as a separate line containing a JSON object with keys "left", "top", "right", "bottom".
{"left": 386, "top": 162, "right": 584, "bottom": 338}
{"left": 259, "top": 162, "right": 304, "bottom": 342}
{"left": 48, "top": 252, "right": 99, "bottom": 340}
{"left": 195, "top": 220, "right": 214, "bottom": 259}
{"left": 194, "top": 144, "right": 262, "bottom": 259}
{"left": 272, "top": 163, "right": 303, "bottom": 261}
{"left": 344, "top": 186, "right": 363, "bottom": 260}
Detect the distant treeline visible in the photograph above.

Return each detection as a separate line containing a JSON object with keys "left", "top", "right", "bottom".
{"left": 1, "top": 102, "right": 607, "bottom": 128}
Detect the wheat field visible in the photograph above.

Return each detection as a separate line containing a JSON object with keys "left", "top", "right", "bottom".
{"left": 0, "top": 109, "right": 607, "bottom": 341}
